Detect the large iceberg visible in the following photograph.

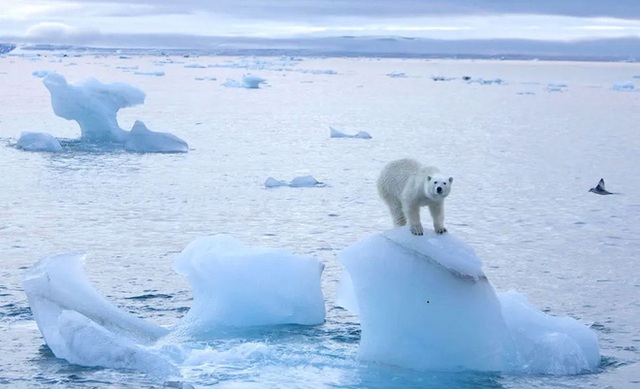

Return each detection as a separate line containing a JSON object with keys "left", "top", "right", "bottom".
{"left": 32, "top": 72, "right": 188, "bottom": 153}
{"left": 337, "top": 228, "right": 600, "bottom": 375}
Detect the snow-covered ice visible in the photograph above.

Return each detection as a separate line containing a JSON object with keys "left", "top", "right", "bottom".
{"left": 337, "top": 227, "right": 600, "bottom": 374}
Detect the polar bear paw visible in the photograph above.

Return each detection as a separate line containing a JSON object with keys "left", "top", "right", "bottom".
{"left": 435, "top": 227, "right": 448, "bottom": 235}
{"left": 410, "top": 224, "right": 424, "bottom": 236}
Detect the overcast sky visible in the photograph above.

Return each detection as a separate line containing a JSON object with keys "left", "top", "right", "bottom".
{"left": 1, "top": 1, "right": 640, "bottom": 48}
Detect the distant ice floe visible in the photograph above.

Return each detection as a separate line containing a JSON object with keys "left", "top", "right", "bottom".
{"left": 207, "top": 56, "right": 336, "bottom": 76}
{"left": 194, "top": 76, "right": 217, "bottom": 81}
{"left": 613, "top": 82, "right": 635, "bottom": 91}
{"left": 184, "top": 64, "right": 207, "bottom": 69}
{"left": 21, "top": 71, "right": 188, "bottom": 153}
{"left": 329, "top": 127, "right": 372, "bottom": 139}
{"left": 133, "top": 70, "right": 166, "bottom": 76}
{"left": 467, "top": 77, "right": 504, "bottom": 85}
{"left": 223, "top": 75, "right": 267, "bottom": 89}
{"left": 264, "top": 175, "right": 325, "bottom": 188}
{"left": 431, "top": 75, "right": 455, "bottom": 81}
{"left": 547, "top": 83, "right": 568, "bottom": 92}
{"left": 386, "top": 71, "right": 407, "bottom": 78}
{"left": 337, "top": 227, "right": 600, "bottom": 375}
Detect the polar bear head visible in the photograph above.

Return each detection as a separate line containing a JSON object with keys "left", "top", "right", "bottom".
{"left": 425, "top": 175, "right": 453, "bottom": 200}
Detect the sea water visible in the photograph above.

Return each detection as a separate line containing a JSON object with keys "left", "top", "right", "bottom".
{"left": 1, "top": 53, "right": 639, "bottom": 388}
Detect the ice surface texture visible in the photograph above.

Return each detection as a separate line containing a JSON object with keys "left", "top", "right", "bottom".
{"left": 338, "top": 227, "right": 600, "bottom": 374}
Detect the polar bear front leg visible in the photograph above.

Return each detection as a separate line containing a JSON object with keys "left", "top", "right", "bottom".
{"left": 404, "top": 201, "right": 424, "bottom": 235}
{"left": 429, "top": 203, "right": 447, "bottom": 234}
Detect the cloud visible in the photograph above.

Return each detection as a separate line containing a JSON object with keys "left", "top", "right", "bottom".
{"left": 31, "top": 0, "right": 640, "bottom": 21}
{"left": 26, "top": 22, "right": 101, "bottom": 44}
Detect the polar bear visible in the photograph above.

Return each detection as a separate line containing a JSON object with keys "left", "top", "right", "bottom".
{"left": 377, "top": 158, "right": 453, "bottom": 235}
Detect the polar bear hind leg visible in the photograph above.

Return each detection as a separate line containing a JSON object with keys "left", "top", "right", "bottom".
{"left": 386, "top": 198, "right": 406, "bottom": 226}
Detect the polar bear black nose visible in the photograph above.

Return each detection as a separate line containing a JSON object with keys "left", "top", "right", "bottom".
{"left": 436, "top": 187, "right": 442, "bottom": 194}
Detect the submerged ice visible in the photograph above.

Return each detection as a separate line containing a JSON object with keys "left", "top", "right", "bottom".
{"left": 23, "top": 230, "right": 599, "bottom": 378}
{"left": 337, "top": 228, "right": 600, "bottom": 375}
{"left": 22, "top": 72, "right": 188, "bottom": 153}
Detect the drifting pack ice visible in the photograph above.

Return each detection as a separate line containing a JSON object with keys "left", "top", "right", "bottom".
{"left": 17, "top": 72, "right": 188, "bottom": 153}
{"left": 23, "top": 230, "right": 599, "bottom": 377}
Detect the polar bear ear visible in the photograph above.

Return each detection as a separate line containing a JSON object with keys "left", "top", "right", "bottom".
{"left": 448, "top": 177, "right": 453, "bottom": 183}
{"left": 427, "top": 176, "right": 432, "bottom": 182}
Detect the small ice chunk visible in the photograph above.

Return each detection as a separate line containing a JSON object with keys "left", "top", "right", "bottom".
{"left": 124, "top": 120, "right": 189, "bottom": 153}
{"left": 17, "top": 131, "right": 63, "bottom": 152}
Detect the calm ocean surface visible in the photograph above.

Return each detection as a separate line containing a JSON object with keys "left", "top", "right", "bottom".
{"left": 1, "top": 53, "right": 639, "bottom": 388}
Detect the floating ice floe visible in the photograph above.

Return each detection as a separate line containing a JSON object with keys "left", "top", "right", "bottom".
{"left": 16, "top": 131, "right": 63, "bottom": 152}
{"left": 337, "top": 227, "right": 600, "bottom": 375}
{"left": 467, "top": 77, "right": 504, "bottom": 85}
{"left": 329, "top": 127, "right": 372, "bottom": 139}
{"left": 194, "top": 77, "right": 217, "bottom": 81}
{"left": 134, "top": 70, "right": 166, "bottom": 76}
{"left": 184, "top": 64, "right": 207, "bottom": 69}
{"left": 222, "top": 75, "right": 267, "bottom": 89}
{"left": 386, "top": 72, "right": 407, "bottom": 78}
{"left": 172, "top": 235, "right": 326, "bottom": 332}
{"left": 547, "top": 83, "right": 568, "bottom": 92}
{"left": 431, "top": 76, "right": 454, "bottom": 81}
{"left": 25, "top": 72, "right": 188, "bottom": 153}
{"left": 613, "top": 82, "right": 635, "bottom": 91}
{"left": 124, "top": 121, "right": 189, "bottom": 153}
{"left": 264, "top": 175, "right": 325, "bottom": 188}
{"left": 23, "top": 236, "right": 325, "bottom": 373}
{"left": 22, "top": 252, "right": 175, "bottom": 376}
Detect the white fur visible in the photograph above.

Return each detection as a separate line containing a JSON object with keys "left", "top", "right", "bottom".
{"left": 377, "top": 159, "right": 453, "bottom": 235}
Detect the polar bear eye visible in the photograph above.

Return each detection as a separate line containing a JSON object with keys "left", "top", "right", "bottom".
{"left": 434, "top": 181, "right": 438, "bottom": 184}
